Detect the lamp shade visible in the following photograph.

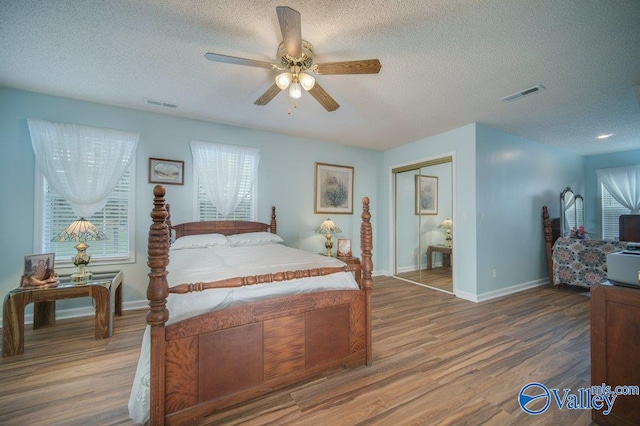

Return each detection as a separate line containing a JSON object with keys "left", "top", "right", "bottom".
{"left": 289, "top": 82, "right": 302, "bottom": 99}
{"left": 52, "top": 218, "right": 107, "bottom": 242}
{"left": 275, "top": 72, "right": 292, "bottom": 90}
{"left": 315, "top": 218, "right": 342, "bottom": 235}
{"left": 298, "top": 72, "right": 316, "bottom": 91}
{"left": 438, "top": 218, "right": 453, "bottom": 229}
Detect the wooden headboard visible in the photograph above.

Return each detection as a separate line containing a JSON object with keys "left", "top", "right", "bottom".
{"left": 166, "top": 204, "right": 278, "bottom": 238}
{"left": 619, "top": 215, "right": 640, "bottom": 242}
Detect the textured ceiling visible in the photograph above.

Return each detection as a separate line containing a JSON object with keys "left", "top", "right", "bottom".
{"left": 2, "top": 0, "right": 640, "bottom": 155}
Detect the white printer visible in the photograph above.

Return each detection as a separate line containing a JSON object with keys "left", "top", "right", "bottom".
{"left": 607, "top": 243, "right": 640, "bottom": 288}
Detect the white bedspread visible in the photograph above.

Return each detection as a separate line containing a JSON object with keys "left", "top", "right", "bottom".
{"left": 128, "top": 244, "right": 358, "bottom": 424}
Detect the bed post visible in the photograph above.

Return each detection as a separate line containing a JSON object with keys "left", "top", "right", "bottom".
{"left": 360, "top": 197, "right": 373, "bottom": 366}
{"left": 270, "top": 206, "right": 277, "bottom": 234}
{"left": 542, "top": 206, "right": 554, "bottom": 285}
{"left": 148, "top": 185, "right": 170, "bottom": 426}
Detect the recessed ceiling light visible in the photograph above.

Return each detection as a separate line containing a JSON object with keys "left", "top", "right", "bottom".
{"left": 597, "top": 133, "right": 613, "bottom": 140}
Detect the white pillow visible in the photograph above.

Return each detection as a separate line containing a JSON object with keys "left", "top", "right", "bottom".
{"left": 227, "top": 232, "right": 284, "bottom": 246}
{"left": 171, "top": 233, "right": 229, "bottom": 250}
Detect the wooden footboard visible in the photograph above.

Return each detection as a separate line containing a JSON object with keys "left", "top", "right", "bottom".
{"left": 146, "top": 185, "right": 373, "bottom": 425}
{"left": 163, "top": 290, "right": 366, "bottom": 424}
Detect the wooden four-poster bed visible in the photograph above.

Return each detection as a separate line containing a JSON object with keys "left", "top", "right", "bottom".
{"left": 132, "top": 185, "right": 373, "bottom": 425}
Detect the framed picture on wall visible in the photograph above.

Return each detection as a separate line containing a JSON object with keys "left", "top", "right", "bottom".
{"left": 148, "top": 157, "right": 184, "bottom": 185}
{"left": 415, "top": 175, "right": 438, "bottom": 215}
{"left": 314, "top": 162, "right": 354, "bottom": 214}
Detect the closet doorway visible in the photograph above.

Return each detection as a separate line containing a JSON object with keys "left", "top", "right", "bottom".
{"left": 393, "top": 156, "right": 453, "bottom": 294}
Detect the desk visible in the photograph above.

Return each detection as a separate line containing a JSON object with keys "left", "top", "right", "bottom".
{"left": 426, "top": 245, "right": 452, "bottom": 270}
{"left": 2, "top": 270, "right": 123, "bottom": 357}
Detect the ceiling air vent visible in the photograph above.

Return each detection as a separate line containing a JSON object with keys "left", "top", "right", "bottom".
{"left": 500, "top": 85, "right": 545, "bottom": 102}
{"left": 144, "top": 98, "right": 178, "bottom": 109}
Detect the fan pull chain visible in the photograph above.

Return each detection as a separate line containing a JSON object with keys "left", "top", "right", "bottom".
{"left": 287, "top": 98, "right": 298, "bottom": 115}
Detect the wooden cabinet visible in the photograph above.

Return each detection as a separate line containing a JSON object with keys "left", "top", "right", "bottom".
{"left": 619, "top": 215, "right": 640, "bottom": 242}
{"left": 591, "top": 284, "right": 640, "bottom": 425}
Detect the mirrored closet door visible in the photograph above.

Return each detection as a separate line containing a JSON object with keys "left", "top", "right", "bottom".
{"left": 394, "top": 156, "right": 453, "bottom": 293}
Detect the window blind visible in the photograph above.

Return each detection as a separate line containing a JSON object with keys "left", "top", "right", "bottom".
{"left": 197, "top": 182, "right": 255, "bottom": 221}
{"left": 191, "top": 141, "right": 259, "bottom": 221}
{"left": 40, "top": 169, "right": 133, "bottom": 262}
{"left": 602, "top": 184, "right": 630, "bottom": 240}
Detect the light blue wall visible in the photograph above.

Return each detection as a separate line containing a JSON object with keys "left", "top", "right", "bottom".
{"left": 475, "top": 124, "right": 585, "bottom": 295}
{"left": 0, "top": 87, "right": 383, "bottom": 314}
{"left": 4, "top": 86, "right": 634, "bottom": 314}
{"left": 584, "top": 148, "right": 640, "bottom": 239}
{"left": 383, "top": 124, "right": 477, "bottom": 297}
{"left": 383, "top": 123, "right": 586, "bottom": 300}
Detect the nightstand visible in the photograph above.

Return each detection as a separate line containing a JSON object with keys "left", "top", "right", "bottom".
{"left": 2, "top": 270, "right": 123, "bottom": 357}
{"left": 337, "top": 256, "right": 360, "bottom": 267}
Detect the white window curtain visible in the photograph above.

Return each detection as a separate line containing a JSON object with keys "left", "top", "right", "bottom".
{"left": 190, "top": 141, "right": 260, "bottom": 217}
{"left": 596, "top": 165, "right": 640, "bottom": 214}
{"left": 28, "top": 119, "right": 139, "bottom": 218}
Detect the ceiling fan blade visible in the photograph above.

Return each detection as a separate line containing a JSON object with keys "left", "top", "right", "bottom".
{"left": 308, "top": 83, "right": 340, "bottom": 112}
{"left": 205, "top": 52, "right": 280, "bottom": 70}
{"left": 313, "top": 59, "right": 382, "bottom": 75}
{"left": 254, "top": 83, "right": 283, "bottom": 105}
{"left": 276, "top": 6, "right": 302, "bottom": 58}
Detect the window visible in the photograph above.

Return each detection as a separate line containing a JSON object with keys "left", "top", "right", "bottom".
{"left": 191, "top": 141, "right": 260, "bottom": 221}
{"left": 35, "top": 165, "right": 135, "bottom": 264}
{"left": 601, "top": 184, "right": 630, "bottom": 240}
{"left": 196, "top": 180, "right": 256, "bottom": 221}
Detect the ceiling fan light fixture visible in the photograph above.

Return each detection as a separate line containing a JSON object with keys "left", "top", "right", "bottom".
{"left": 207, "top": 7, "right": 379, "bottom": 112}
{"left": 299, "top": 72, "right": 315, "bottom": 91}
{"left": 275, "top": 72, "right": 292, "bottom": 90}
{"left": 289, "top": 82, "right": 302, "bottom": 99}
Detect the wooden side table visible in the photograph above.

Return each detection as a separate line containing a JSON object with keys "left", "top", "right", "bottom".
{"left": 2, "top": 270, "right": 123, "bottom": 357}
{"left": 426, "top": 245, "right": 452, "bottom": 270}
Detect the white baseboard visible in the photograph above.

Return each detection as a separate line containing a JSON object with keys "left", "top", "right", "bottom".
{"left": 472, "top": 278, "right": 550, "bottom": 303}
{"left": 454, "top": 289, "right": 479, "bottom": 302}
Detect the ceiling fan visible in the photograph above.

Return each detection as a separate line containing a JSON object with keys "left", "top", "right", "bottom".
{"left": 204, "top": 6, "right": 381, "bottom": 112}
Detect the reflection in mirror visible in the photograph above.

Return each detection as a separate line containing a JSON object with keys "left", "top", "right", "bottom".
{"left": 560, "top": 187, "right": 585, "bottom": 237}
{"left": 575, "top": 195, "right": 585, "bottom": 230}
{"left": 393, "top": 157, "right": 453, "bottom": 294}
{"left": 560, "top": 187, "right": 575, "bottom": 237}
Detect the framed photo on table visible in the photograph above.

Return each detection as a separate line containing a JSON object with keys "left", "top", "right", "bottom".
{"left": 148, "top": 158, "right": 184, "bottom": 185}
{"left": 337, "top": 239, "right": 352, "bottom": 258}
{"left": 22, "top": 253, "right": 57, "bottom": 287}
{"left": 415, "top": 175, "right": 438, "bottom": 215}
{"left": 315, "top": 162, "right": 354, "bottom": 214}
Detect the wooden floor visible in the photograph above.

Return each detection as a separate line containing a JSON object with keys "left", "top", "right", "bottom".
{"left": 396, "top": 267, "right": 453, "bottom": 293}
{"left": 0, "top": 277, "right": 595, "bottom": 425}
